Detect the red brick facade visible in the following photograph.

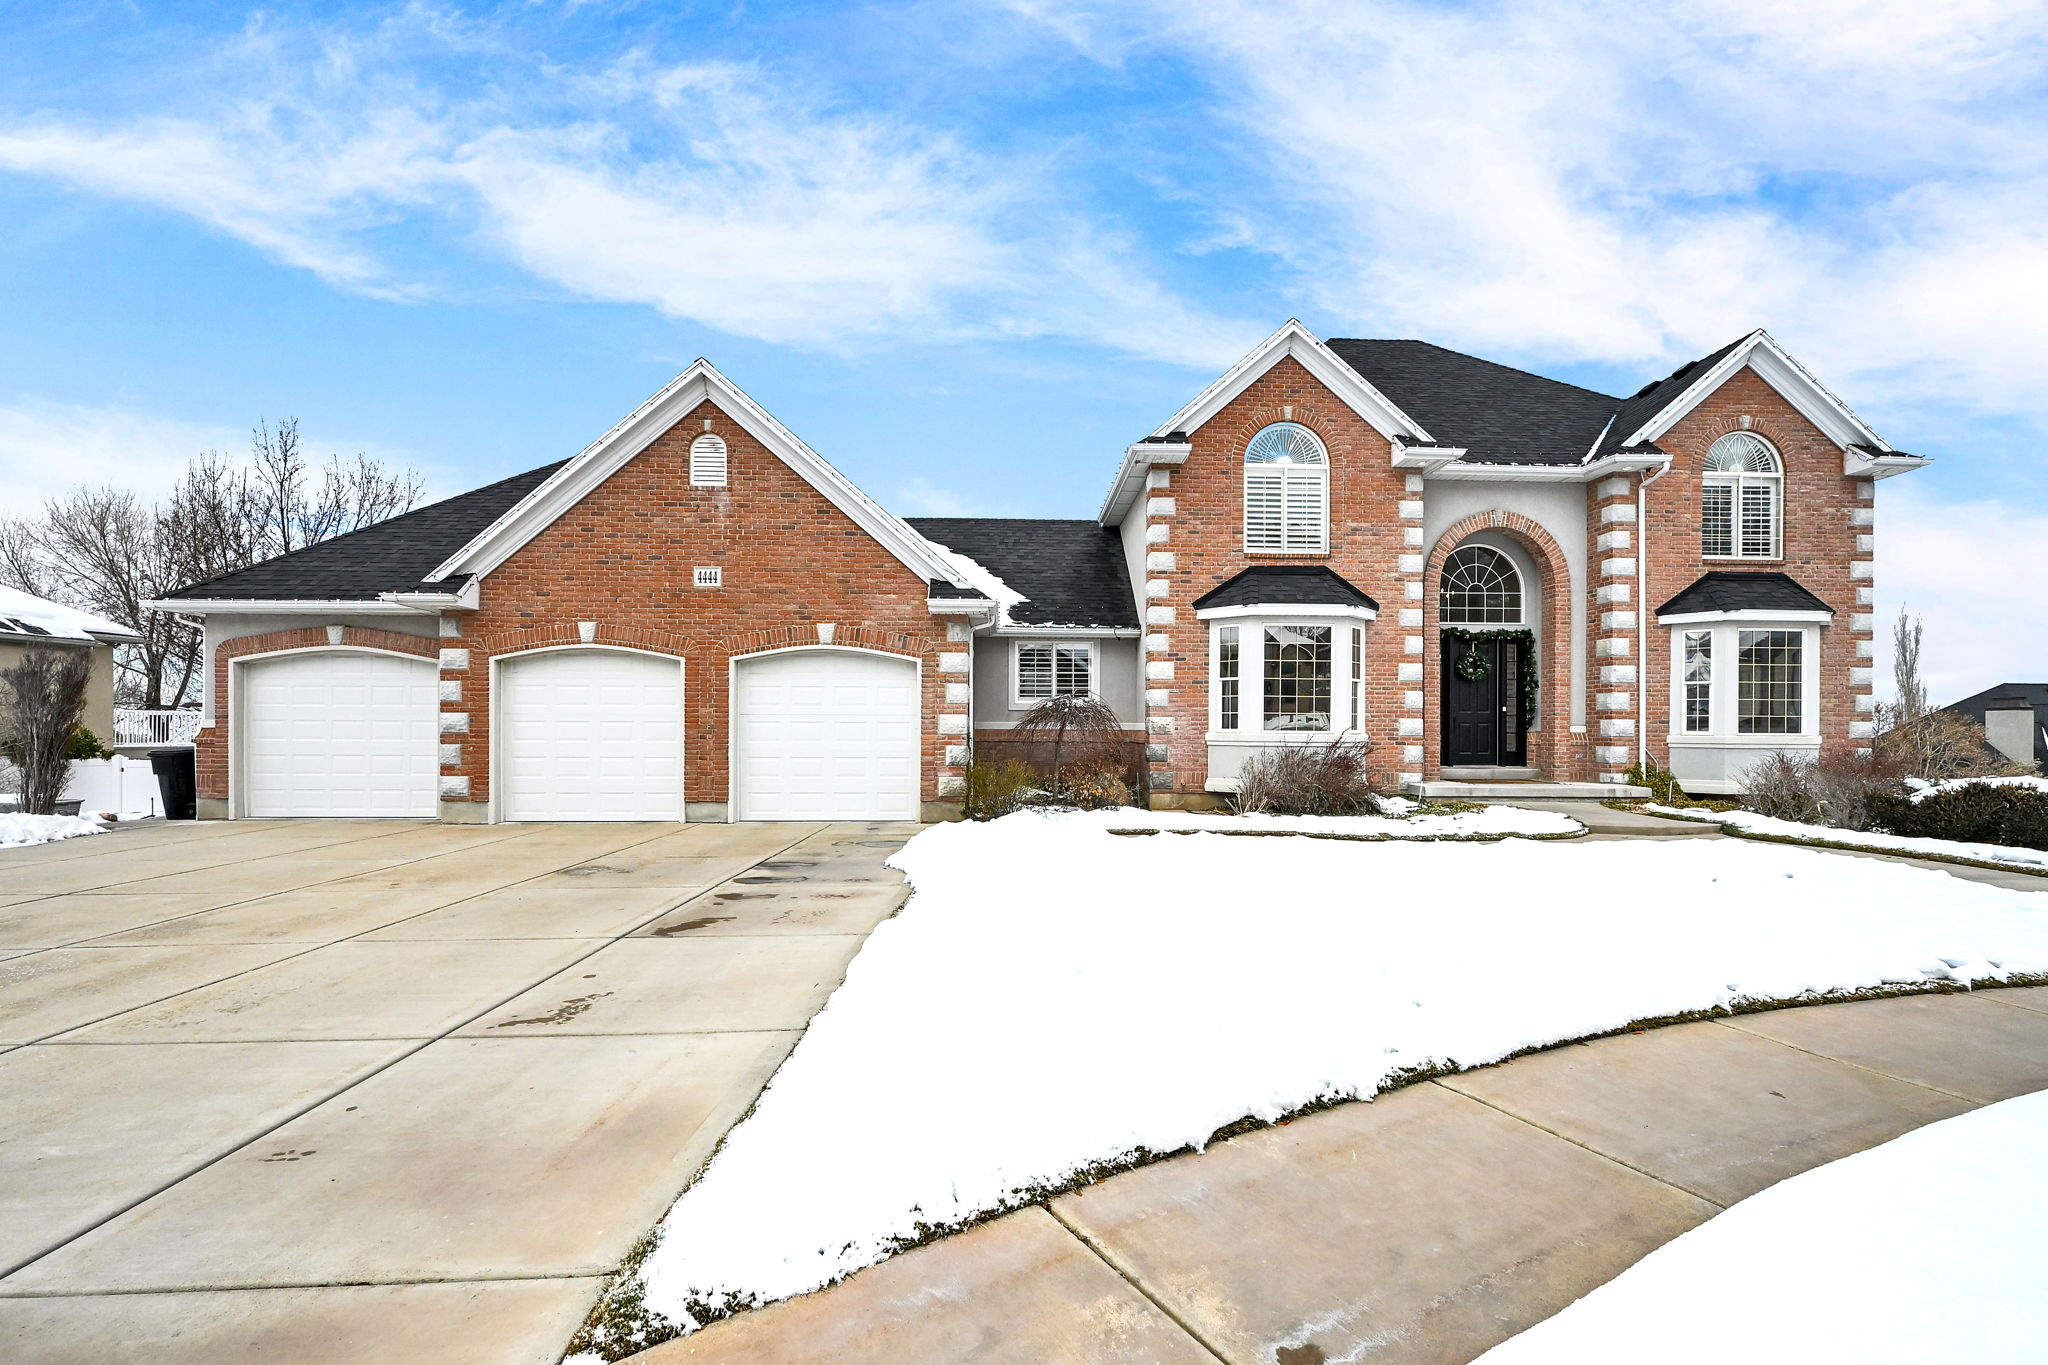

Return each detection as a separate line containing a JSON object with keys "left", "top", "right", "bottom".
{"left": 200, "top": 398, "right": 970, "bottom": 814}
{"left": 1141, "top": 357, "right": 1413, "bottom": 791}
{"left": 1635, "top": 368, "right": 1871, "bottom": 764}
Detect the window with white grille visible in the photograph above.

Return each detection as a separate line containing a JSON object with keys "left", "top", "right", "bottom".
{"left": 690, "top": 433, "right": 729, "bottom": 487}
{"left": 1737, "top": 629, "right": 1803, "bottom": 734}
{"left": 1702, "top": 432, "right": 1781, "bottom": 558}
{"left": 1210, "top": 616, "right": 1366, "bottom": 735}
{"left": 1243, "top": 422, "right": 1328, "bottom": 553}
{"left": 1440, "top": 545, "right": 1523, "bottom": 623}
{"left": 693, "top": 566, "right": 722, "bottom": 588}
{"left": 1682, "top": 630, "right": 1712, "bottom": 733}
{"left": 1015, "top": 642, "right": 1094, "bottom": 706}
{"left": 1669, "top": 622, "right": 1813, "bottom": 739}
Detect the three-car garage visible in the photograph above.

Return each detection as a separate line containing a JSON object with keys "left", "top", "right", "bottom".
{"left": 231, "top": 644, "right": 920, "bottom": 822}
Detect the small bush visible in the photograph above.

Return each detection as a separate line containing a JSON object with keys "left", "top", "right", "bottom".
{"left": 1872, "top": 706, "right": 2034, "bottom": 781}
{"left": 1740, "top": 751, "right": 1906, "bottom": 831}
{"left": 1868, "top": 782, "right": 2048, "bottom": 851}
{"left": 1625, "top": 758, "right": 1686, "bottom": 804}
{"left": 69, "top": 727, "right": 112, "bottom": 760}
{"left": 1235, "top": 739, "right": 1381, "bottom": 817}
{"left": 963, "top": 757, "right": 1041, "bottom": 821}
{"left": 1059, "top": 762, "right": 1134, "bottom": 811}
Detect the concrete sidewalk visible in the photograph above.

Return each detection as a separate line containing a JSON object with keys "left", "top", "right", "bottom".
{"left": 645, "top": 987, "right": 2048, "bottom": 1365}
{"left": 0, "top": 817, "right": 914, "bottom": 1365}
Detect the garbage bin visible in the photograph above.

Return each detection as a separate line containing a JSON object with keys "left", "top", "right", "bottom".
{"left": 149, "top": 747, "right": 197, "bottom": 821}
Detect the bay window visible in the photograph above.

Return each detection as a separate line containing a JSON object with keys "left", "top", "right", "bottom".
{"left": 1666, "top": 622, "right": 1818, "bottom": 739}
{"left": 1207, "top": 616, "right": 1368, "bottom": 735}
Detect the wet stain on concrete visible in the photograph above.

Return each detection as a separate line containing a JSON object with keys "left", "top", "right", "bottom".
{"left": 735, "top": 875, "right": 806, "bottom": 885}
{"left": 491, "top": 991, "right": 614, "bottom": 1027}
{"left": 713, "top": 891, "right": 777, "bottom": 902}
{"left": 650, "top": 916, "right": 737, "bottom": 937}
{"left": 262, "top": 1148, "right": 317, "bottom": 1163}
{"left": 562, "top": 865, "right": 620, "bottom": 878}
{"left": 1275, "top": 1345, "right": 1327, "bottom": 1365}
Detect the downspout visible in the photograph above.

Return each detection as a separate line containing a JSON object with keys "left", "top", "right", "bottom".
{"left": 1634, "top": 460, "right": 1672, "bottom": 767}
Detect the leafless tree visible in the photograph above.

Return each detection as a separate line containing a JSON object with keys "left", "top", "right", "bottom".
{"left": 0, "top": 426, "right": 423, "bottom": 708}
{"left": 1890, "top": 608, "right": 1927, "bottom": 723}
{"left": 2, "top": 647, "right": 92, "bottom": 813}
{"left": 248, "top": 419, "right": 420, "bottom": 556}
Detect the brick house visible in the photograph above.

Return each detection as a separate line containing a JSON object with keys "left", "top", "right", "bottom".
{"left": 154, "top": 323, "right": 1926, "bottom": 821}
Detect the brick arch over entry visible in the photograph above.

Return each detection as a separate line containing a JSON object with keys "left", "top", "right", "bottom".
{"left": 1424, "top": 511, "right": 1585, "bottom": 781}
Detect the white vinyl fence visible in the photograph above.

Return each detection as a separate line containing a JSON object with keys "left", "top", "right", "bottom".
{"left": 62, "top": 756, "right": 163, "bottom": 819}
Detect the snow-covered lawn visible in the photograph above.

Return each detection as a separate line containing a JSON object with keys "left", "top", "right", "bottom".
{"left": 626, "top": 811, "right": 2048, "bottom": 1334}
{"left": 1645, "top": 803, "right": 2048, "bottom": 872}
{"left": 0, "top": 812, "right": 105, "bottom": 848}
{"left": 1475, "top": 1088, "right": 2048, "bottom": 1363}
{"left": 1054, "top": 801, "right": 1583, "bottom": 839}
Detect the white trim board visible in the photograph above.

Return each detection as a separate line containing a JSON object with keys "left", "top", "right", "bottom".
{"left": 425, "top": 359, "right": 968, "bottom": 591}
{"left": 1622, "top": 330, "right": 1889, "bottom": 455}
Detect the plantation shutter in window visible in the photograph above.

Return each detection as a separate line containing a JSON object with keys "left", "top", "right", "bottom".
{"left": 690, "top": 434, "right": 729, "bottom": 487}
{"left": 1243, "top": 423, "right": 1329, "bottom": 553}
{"left": 1702, "top": 483, "right": 1734, "bottom": 557}
{"left": 1739, "top": 481, "right": 1779, "bottom": 557}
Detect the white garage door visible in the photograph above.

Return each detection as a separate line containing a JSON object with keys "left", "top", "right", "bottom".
{"left": 240, "top": 650, "right": 438, "bottom": 818}
{"left": 734, "top": 649, "right": 919, "bottom": 821}
{"left": 498, "top": 649, "right": 684, "bottom": 821}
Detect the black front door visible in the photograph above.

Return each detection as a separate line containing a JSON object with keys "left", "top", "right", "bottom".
{"left": 1441, "top": 634, "right": 1528, "bottom": 767}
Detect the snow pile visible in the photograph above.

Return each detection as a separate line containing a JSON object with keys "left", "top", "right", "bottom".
{"left": 1059, "top": 803, "right": 1582, "bottom": 839}
{"left": 635, "top": 816, "right": 2048, "bottom": 1329}
{"left": 1475, "top": 1089, "right": 2048, "bottom": 1363}
{"left": 1906, "top": 774, "right": 2048, "bottom": 803}
{"left": 1646, "top": 804, "right": 2048, "bottom": 871}
{"left": 0, "top": 812, "right": 106, "bottom": 848}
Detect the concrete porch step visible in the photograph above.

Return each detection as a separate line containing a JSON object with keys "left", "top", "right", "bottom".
{"left": 1406, "top": 780, "right": 1653, "bottom": 801}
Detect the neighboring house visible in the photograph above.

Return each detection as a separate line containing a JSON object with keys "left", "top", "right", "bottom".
{"left": 1942, "top": 683, "right": 2048, "bottom": 772}
{"left": 0, "top": 585, "right": 141, "bottom": 746}
{"left": 152, "top": 322, "right": 1922, "bottom": 821}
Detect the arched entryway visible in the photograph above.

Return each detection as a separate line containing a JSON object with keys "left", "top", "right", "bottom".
{"left": 1425, "top": 513, "right": 1577, "bottom": 781}
{"left": 1438, "top": 542, "right": 1534, "bottom": 768}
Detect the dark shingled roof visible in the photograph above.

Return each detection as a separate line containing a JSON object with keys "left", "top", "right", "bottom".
{"left": 1325, "top": 339, "right": 1620, "bottom": 465}
{"left": 1192, "top": 565, "right": 1379, "bottom": 612}
{"left": 166, "top": 461, "right": 567, "bottom": 600}
{"left": 909, "top": 518, "right": 1138, "bottom": 628}
{"left": 1324, "top": 334, "right": 1763, "bottom": 467}
{"left": 1588, "top": 335, "right": 1749, "bottom": 461}
{"left": 1656, "top": 571, "right": 1833, "bottom": 619}
{"left": 1942, "top": 683, "right": 2048, "bottom": 770}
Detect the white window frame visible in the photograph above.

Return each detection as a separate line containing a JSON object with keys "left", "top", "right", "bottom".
{"left": 1012, "top": 639, "right": 1097, "bottom": 709}
{"left": 1665, "top": 620, "right": 1821, "bottom": 741}
{"left": 1206, "top": 615, "right": 1367, "bottom": 738}
{"left": 1439, "top": 544, "right": 1525, "bottom": 626}
{"left": 1702, "top": 432, "right": 1783, "bottom": 560}
{"left": 1243, "top": 422, "right": 1329, "bottom": 555}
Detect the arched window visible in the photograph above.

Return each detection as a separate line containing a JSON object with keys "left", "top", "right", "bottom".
{"left": 1243, "top": 422, "right": 1328, "bottom": 553}
{"left": 1440, "top": 545, "right": 1522, "bottom": 624}
{"left": 690, "top": 433, "right": 729, "bottom": 487}
{"left": 1702, "top": 432, "right": 1781, "bottom": 558}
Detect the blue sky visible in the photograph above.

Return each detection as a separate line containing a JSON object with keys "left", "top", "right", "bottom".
{"left": 2, "top": 0, "right": 2045, "bottom": 695}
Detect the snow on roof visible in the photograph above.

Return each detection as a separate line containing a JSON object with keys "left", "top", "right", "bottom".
{"left": 0, "top": 585, "right": 141, "bottom": 643}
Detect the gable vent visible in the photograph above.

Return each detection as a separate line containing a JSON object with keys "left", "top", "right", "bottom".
{"left": 690, "top": 433, "right": 729, "bottom": 487}
{"left": 694, "top": 566, "right": 723, "bottom": 588}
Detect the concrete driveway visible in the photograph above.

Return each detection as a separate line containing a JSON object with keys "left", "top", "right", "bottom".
{"left": 0, "top": 816, "right": 915, "bottom": 1365}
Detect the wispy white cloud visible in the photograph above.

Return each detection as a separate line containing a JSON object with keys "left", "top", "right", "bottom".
{"left": 0, "top": 401, "right": 239, "bottom": 515}
{"left": 1014, "top": 0, "right": 2048, "bottom": 424}
{"left": 0, "top": 26, "right": 1253, "bottom": 367}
